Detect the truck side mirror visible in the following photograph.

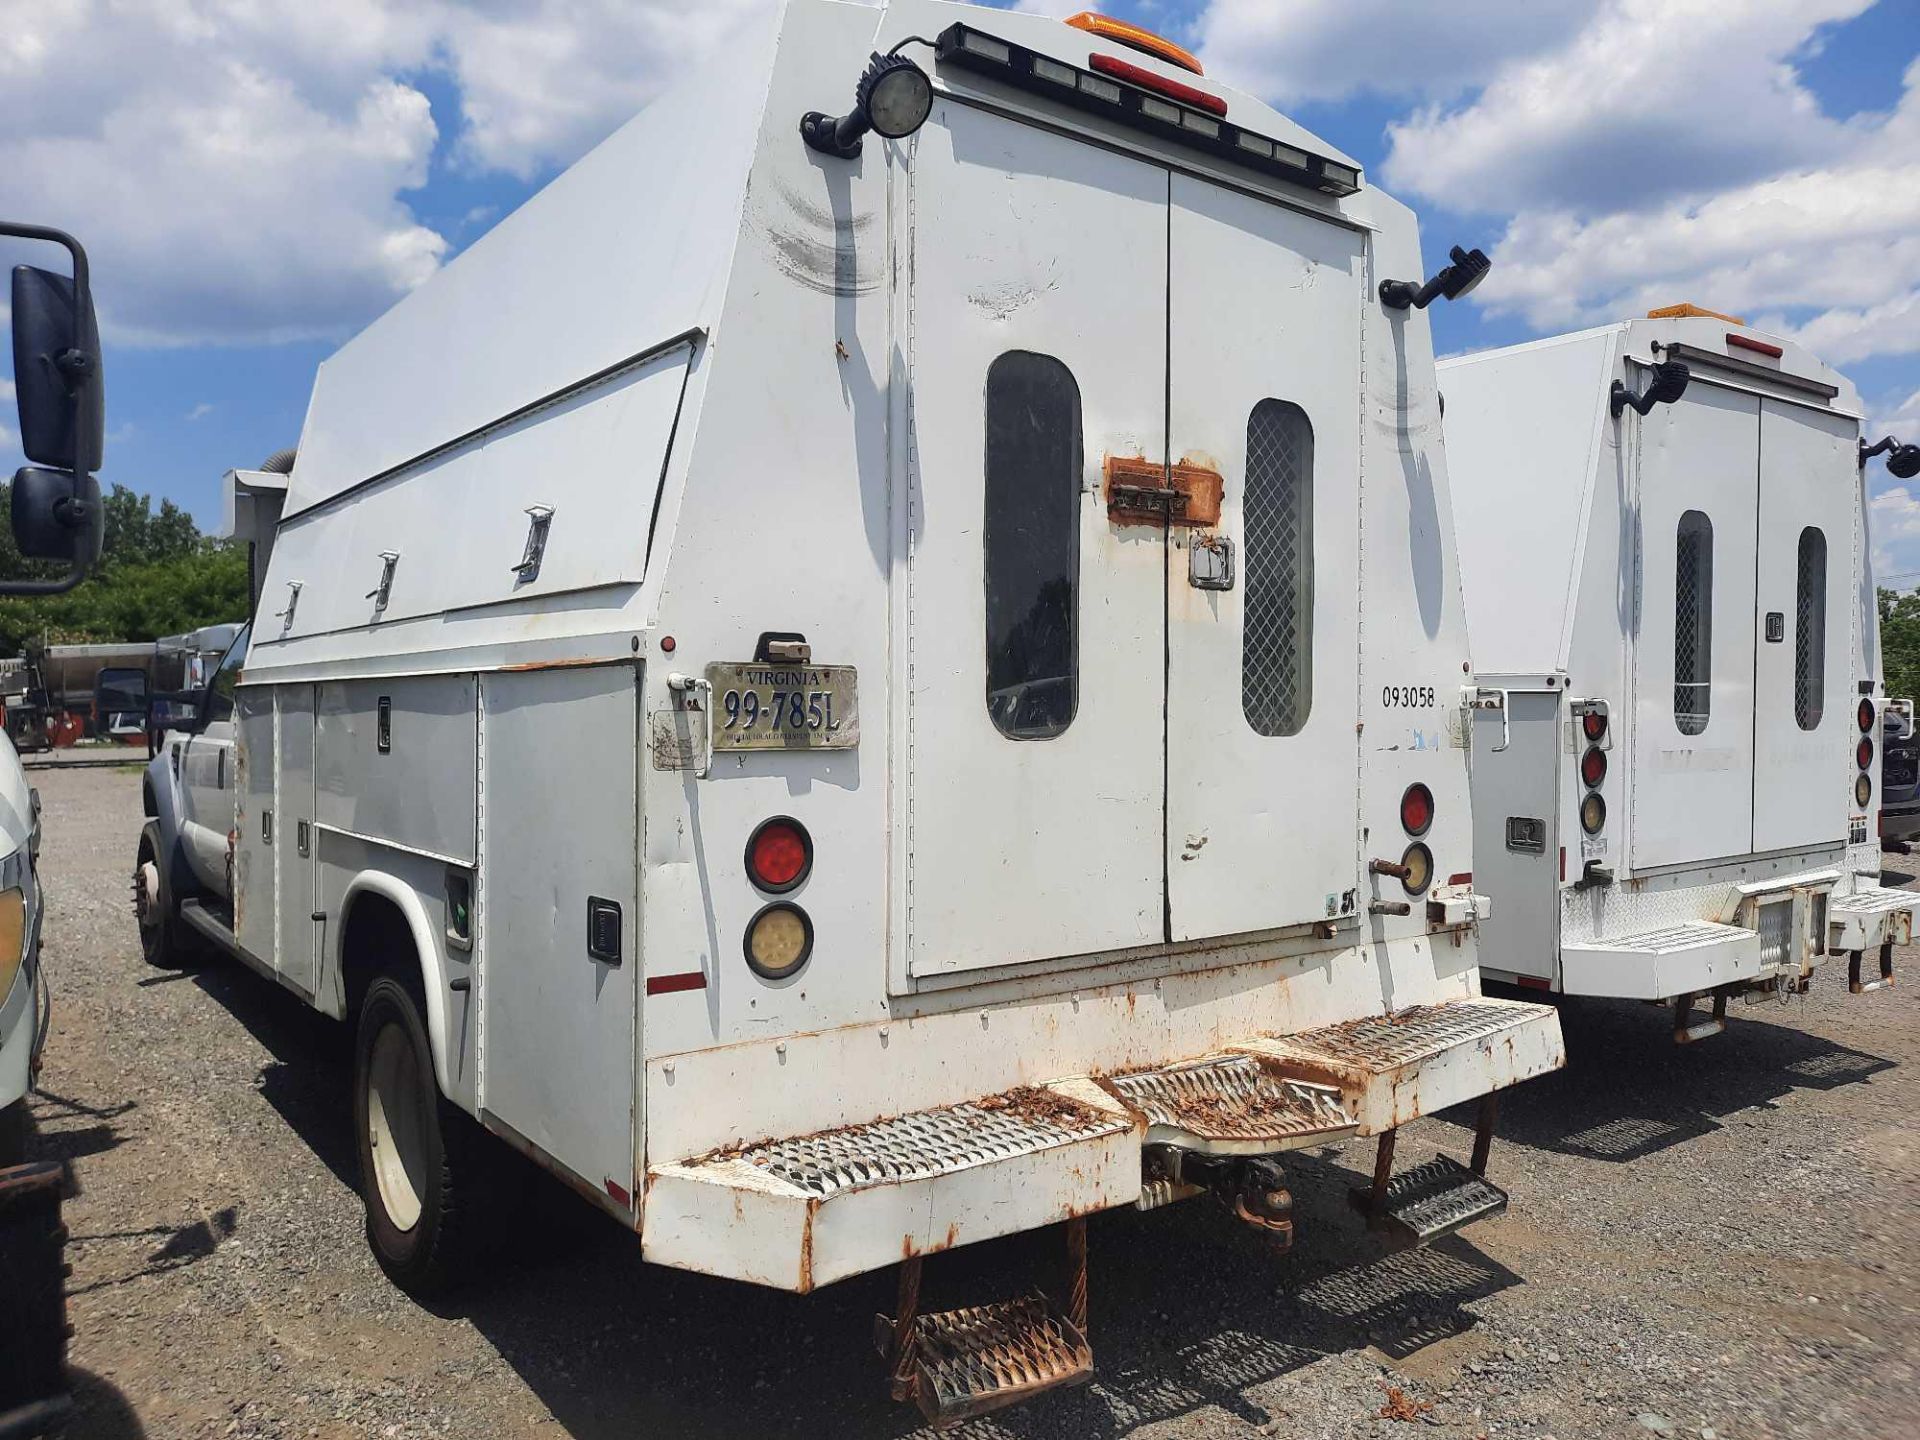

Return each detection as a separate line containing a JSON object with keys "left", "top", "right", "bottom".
{"left": 3, "top": 221, "right": 104, "bottom": 597}
{"left": 11, "top": 467, "right": 104, "bottom": 563}
{"left": 12, "top": 262, "right": 104, "bottom": 474}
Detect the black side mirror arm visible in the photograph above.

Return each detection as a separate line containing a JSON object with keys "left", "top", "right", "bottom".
{"left": 1612, "top": 360, "right": 1692, "bottom": 418}
{"left": 1861, "top": 435, "right": 1920, "bottom": 479}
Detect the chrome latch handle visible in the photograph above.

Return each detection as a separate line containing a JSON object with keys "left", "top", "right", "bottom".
{"left": 1467, "top": 686, "right": 1510, "bottom": 753}
{"left": 511, "top": 505, "right": 553, "bottom": 583}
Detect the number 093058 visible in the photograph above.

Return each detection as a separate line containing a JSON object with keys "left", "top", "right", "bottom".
{"left": 1382, "top": 685, "right": 1437, "bottom": 708}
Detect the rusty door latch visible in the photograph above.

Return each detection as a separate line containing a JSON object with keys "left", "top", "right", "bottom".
{"left": 1104, "top": 456, "right": 1223, "bottom": 527}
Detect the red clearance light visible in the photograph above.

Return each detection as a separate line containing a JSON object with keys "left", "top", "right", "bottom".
{"left": 1400, "top": 783, "right": 1434, "bottom": 837}
{"left": 1859, "top": 735, "right": 1875, "bottom": 770}
{"left": 1859, "top": 698, "right": 1876, "bottom": 733}
{"left": 1581, "top": 709, "right": 1608, "bottom": 743}
{"left": 1088, "top": 53, "right": 1228, "bottom": 117}
{"left": 746, "top": 816, "right": 813, "bottom": 893}
{"left": 1727, "top": 332, "right": 1784, "bottom": 359}
{"left": 1580, "top": 745, "right": 1608, "bottom": 788}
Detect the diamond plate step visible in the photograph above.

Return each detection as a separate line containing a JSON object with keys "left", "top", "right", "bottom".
{"left": 1239, "top": 997, "right": 1565, "bottom": 1134}
{"left": 1349, "top": 1154, "right": 1508, "bottom": 1247}
{"left": 1830, "top": 886, "right": 1917, "bottom": 953}
{"left": 885, "top": 1293, "right": 1093, "bottom": 1427}
{"left": 1103, "top": 1055, "right": 1356, "bottom": 1155}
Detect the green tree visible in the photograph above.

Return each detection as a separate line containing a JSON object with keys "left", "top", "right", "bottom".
{"left": 1878, "top": 587, "right": 1920, "bottom": 704}
{"left": 0, "top": 480, "right": 249, "bottom": 654}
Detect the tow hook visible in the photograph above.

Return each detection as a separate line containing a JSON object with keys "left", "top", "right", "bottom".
{"left": 1229, "top": 1158, "right": 1294, "bottom": 1245}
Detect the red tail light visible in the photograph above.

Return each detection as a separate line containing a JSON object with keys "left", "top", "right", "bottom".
{"left": 1580, "top": 746, "right": 1608, "bottom": 788}
{"left": 746, "top": 817, "right": 812, "bottom": 893}
{"left": 1859, "top": 699, "right": 1876, "bottom": 733}
{"left": 1858, "top": 736, "right": 1874, "bottom": 770}
{"left": 1400, "top": 783, "right": 1434, "bottom": 837}
{"left": 1581, "top": 709, "right": 1608, "bottom": 743}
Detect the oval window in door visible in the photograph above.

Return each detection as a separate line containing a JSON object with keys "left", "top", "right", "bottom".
{"left": 1243, "top": 399, "right": 1314, "bottom": 738}
{"left": 1795, "top": 525, "right": 1826, "bottom": 731}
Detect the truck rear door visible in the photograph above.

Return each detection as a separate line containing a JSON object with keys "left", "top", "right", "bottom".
{"left": 1750, "top": 398, "right": 1853, "bottom": 852}
{"left": 1164, "top": 175, "right": 1361, "bottom": 939}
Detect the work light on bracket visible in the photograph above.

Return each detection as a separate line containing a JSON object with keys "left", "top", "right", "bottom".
{"left": 1611, "top": 360, "right": 1691, "bottom": 418}
{"left": 801, "top": 43, "right": 935, "bottom": 159}
{"left": 1378, "top": 245, "right": 1491, "bottom": 311}
{"left": 1860, "top": 434, "right": 1920, "bottom": 480}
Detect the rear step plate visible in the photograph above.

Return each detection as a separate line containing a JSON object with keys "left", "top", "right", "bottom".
{"left": 1830, "top": 886, "right": 1918, "bottom": 952}
{"left": 1103, "top": 1055, "right": 1356, "bottom": 1155}
{"left": 1240, "top": 997, "right": 1564, "bottom": 1134}
{"left": 1349, "top": 1154, "right": 1508, "bottom": 1247}
{"left": 885, "top": 1293, "right": 1093, "bottom": 1427}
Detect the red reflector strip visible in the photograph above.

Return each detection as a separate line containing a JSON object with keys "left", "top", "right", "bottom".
{"left": 1448, "top": 872, "right": 1472, "bottom": 886}
{"left": 1516, "top": 974, "right": 1552, "bottom": 991}
{"left": 1727, "top": 332, "right": 1784, "bottom": 359}
{"left": 646, "top": 971, "right": 708, "bottom": 996}
{"left": 605, "top": 1178, "right": 632, "bottom": 1207}
{"left": 1088, "top": 53, "right": 1228, "bottom": 116}
{"left": 1559, "top": 846, "right": 1566, "bottom": 883}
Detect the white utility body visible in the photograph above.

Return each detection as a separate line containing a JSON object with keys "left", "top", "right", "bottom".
{"left": 137, "top": 2, "right": 1562, "bottom": 1420}
{"left": 1445, "top": 311, "right": 1913, "bottom": 1037}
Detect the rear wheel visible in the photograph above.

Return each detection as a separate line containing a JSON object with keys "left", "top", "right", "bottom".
{"left": 353, "top": 974, "right": 490, "bottom": 1295}
{"left": 133, "top": 820, "right": 189, "bottom": 969}
{"left": 0, "top": 1096, "right": 27, "bottom": 1168}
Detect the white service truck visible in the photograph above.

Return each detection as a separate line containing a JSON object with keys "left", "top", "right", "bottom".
{"left": 1445, "top": 308, "right": 1920, "bottom": 1039}
{"left": 133, "top": 3, "right": 1563, "bottom": 1422}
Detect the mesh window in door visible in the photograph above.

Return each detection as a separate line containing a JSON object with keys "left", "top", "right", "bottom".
{"left": 983, "top": 351, "right": 1082, "bottom": 740}
{"left": 1794, "top": 526, "right": 1826, "bottom": 731}
{"left": 1673, "top": 510, "right": 1714, "bottom": 736}
{"left": 1243, "top": 400, "right": 1314, "bottom": 737}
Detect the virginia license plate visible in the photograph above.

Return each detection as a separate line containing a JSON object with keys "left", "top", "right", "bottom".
{"left": 707, "top": 662, "right": 859, "bottom": 751}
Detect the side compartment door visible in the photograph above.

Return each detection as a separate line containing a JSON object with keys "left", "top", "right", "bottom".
{"left": 1751, "top": 398, "right": 1854, "bottom": 852}
{"left": 1469, "top": 688, "right": 1561, "bottom": 980}
{"left": 276, "top": 686, "right": 318, "bottom": 995}
{"left": 901, "top": 102, "right": 1168, "bottom": 979}
{"left": 479, "top": 665, "right": 639, "bottom": 1207}
{"left": 1164, "top": 175, "right": 1363, "bottom": 938}
{"left": 1630, "top": 382, "right": 1760, "bottom": 869}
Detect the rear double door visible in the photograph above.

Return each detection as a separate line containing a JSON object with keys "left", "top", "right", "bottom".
{"left": 903, "top": 101, "right": 1361, "bottom": 980}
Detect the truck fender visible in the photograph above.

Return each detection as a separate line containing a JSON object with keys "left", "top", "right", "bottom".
{"left": 337, "top": 872, "right": 461, "bottom": 1102}
{"left": 142, "top": 747, "right": 197, "bottom": 902}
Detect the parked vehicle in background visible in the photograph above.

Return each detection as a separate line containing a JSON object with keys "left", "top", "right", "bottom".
{"left": 0, "top": 215, "right": 107, "bottom": 1438}
{"left": 1879, "top": 700, "right": 1919, "bottom": 846}
{"left": 1445, "top": 308, "right": 1919, "bottom": 1035}
{"left": 130, "top": 3, "right": 1564, "bottom": 1424}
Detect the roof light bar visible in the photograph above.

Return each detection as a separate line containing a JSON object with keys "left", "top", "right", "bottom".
{"left": 1065, "top": 12, "right": 1205, "bottom": 76}
{"left": 935, "top": 23, "right": 1362, "bottom": 198}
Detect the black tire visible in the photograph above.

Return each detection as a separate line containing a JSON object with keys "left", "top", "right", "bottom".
{"left": 353, "top": 974, "right": 490, "bottom": 1296}
{"left": 0, "top": 1096, "right": 27, "bottom": 1169}
{"left": 134, "top": 819, "right": 190, "bottom": 969}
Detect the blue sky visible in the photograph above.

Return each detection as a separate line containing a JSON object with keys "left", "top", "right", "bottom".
{"left": 3, "top": 0, "right": 1918, "bottom": 573}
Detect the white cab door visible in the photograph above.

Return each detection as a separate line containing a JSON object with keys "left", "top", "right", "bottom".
{"left": 902, "top": 101, "right": 1168, "bottom": 979}
{"left": 1164, "top": 175, "right": 1363, "bottom": 939}
{"left": 1751, "top": 398, "right": 1854, "bottom": 852}
{"left": 276, "top": 687, "right": 317, "bottom": 994}
{"left": 1629, "top": 381, "right": 1760, "bottom": 869}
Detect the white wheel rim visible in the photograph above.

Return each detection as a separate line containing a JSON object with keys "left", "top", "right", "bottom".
{"left": 367, "top": 1020, "right": 428, "bottom": 1232}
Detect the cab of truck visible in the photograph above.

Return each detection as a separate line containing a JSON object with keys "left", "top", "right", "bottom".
{"left": 132, "top": 4, "right": 1563, "bottom": 1423}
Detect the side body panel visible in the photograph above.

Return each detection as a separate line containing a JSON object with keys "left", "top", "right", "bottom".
{"left": 1469, "top": 687, "right": 1563, "bottom": 980}
{"left": 276, "top": 688, "right": 318, "bottom": 995}
{"left": 478, "top": 665, "right": 641, "bottom": 1211}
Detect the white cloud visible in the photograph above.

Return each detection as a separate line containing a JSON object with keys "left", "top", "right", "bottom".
{"left": 1870, "top": 483, "right": 1920, "bottom": 578}
{"left": 0, "top": 1, "right": 775, "bottom": 347}
{"left": 1199, "top": 0, "right": 1590, "bottom": 107}
{"left": 185, "top": 402, "right": 215, "bottom": 422}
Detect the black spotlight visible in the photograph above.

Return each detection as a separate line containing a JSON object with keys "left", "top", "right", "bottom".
{"left": 1379, "top": 245, "right": 1491, "bottom": 311}
{"left": 1861, "top": 435, "right": 1920, "bottom": 479}
{"left": 1611, "top": 360, "right": 1691, "bottom": 418}
{"left": 801, "top": 50, "right": 934, "bottom": 159}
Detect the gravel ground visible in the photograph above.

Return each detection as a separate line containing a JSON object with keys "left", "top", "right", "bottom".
{"left": 18, "top": 765, "right": 1920, "bottom": 1439}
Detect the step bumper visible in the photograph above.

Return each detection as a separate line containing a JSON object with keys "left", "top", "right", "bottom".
{"left": 1828, "top": 886, "right": 1918, "bottom": 953}
{"left": 1561, "top": 920, "right": 1762, "bottom": 1001}
{"left": 1234, "top": 997, "right": 1565, "bottom": 1136}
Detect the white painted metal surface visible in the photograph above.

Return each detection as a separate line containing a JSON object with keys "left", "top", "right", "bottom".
{"left": 1560, "top": 921, "right": 1761, "bottom": 1000}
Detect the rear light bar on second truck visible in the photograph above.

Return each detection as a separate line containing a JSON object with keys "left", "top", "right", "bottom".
{"left": 1857, "top": 697, "right": 1875, "bottom": 810}
{"left": 935, "top": 23, "right": 1362, "bottom": 198}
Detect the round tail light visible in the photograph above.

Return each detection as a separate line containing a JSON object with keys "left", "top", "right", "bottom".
{"left": 1859, "top": 699, "right": 1876, "bottom": 733}
{"left": 1399, "top": 783, "right": 1434, "bottom": 837}
{"left": 1580, "top": 792, "right": 1607, "bottom": 835}
{"left": 1580, "top": 745, "right": 1608, "bottom": 788}
{"left": 744, "top": 902, "right": 813, "bottom": 980}
{"left": 1581, "top": 709, "right": 1608, "bottom": 743}
{"left": 746, "top": 816, "right": 812, "bottom": 893}
{"left": 1858, "top": 736, "right": 1875, "bottom": 770}
{"left": 1856, "top": 773, "right": 1873, "bottom": 808}
{"left": 1400, "top": 843, "right": 1434, "bottom": 896}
